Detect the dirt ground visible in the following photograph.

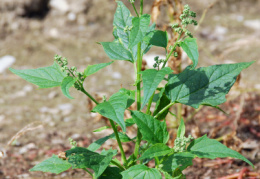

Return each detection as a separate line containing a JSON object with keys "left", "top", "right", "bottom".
{"left": 0, "top": 0, "right": 260, "bottom": 178}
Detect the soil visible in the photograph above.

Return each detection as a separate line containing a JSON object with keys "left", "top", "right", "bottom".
{"left": 0, "top": 0, "right": 259, "bottom": 178}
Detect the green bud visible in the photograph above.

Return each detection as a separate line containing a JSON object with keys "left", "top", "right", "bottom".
{"left": 174, "top": 52, "right": 178, "bottom": 57}
{"left": 190, "top": 11, "right": 196, "bottom": 18}
{"left": 64, "top": 66, "right": 68, "bottom": 70}
{"left": 192, "top": 20, "right": 198, "bottom": 26}
{"left": 71, "top": 66, "right": 77, "bottom": 71}
{"left": 184, "top": 4, "right": 190, "bottom": 10}
{"left": 171, "top": 23, "right": 179, "bottom": 29}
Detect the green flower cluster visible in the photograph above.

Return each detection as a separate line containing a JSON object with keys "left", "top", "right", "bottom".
{"left": 54, "top": 55, "right": 84, "bottom": 90}
{"left": 128, "top": 0, "right": 135, "bottom": 3}
{"left": 68, "top": 138, "right": 77, "bottom": 148}
{"left": 171, "top": 4, "right": 197, "bottom": 38}
{"left": 153, "top": 56, "right": 165, "bottom": 69}
{"left": 174, "top": 135, "right": 194, "bottom": 152}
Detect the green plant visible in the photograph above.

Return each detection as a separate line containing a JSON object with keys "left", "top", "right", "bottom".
{"left": 10, "top": 1, "right": 254, "bottom": 178}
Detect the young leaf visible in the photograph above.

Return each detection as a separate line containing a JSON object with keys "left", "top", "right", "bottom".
{"left": 93, "top": 126, "right": 111, "bottom": 133}
{"left": 29, "top": 155, "right": 71, "bottom": 174}
{"left": 180, "top": 38, "right": 199, "bottom": 69}
{"left": 88, "top": 135, "right": 110, "bottom": 151}
{"left": 101, "top": 41, "right": 134, "bottom": 62}
{"left": 177, "top": 118, "right": 185, "bottom": 138}
{"left": 141, "top": 67, "right": 173, "bottom": 109}
{"left": 125, "top": 118, "right": 135, "bottom": 127}
{"left": 100, "top": 167, "right": 122, "bottom": 179}
{"left": 92, "top": 89, "right": 129, "bottom": 132}
{"left": 9, "top": 62, "right": 66, "bottom": 88}
{"left": 84, "top": 61, "right": 114, "bottom": 77}
{"left": 121, "top": 164, "right": 162, "bottom": 179}
{"left": 66, "top": 147, "right": 116, "bottom": 178}
{"left": 143, "top": 30, "right": 168, "bottom": 49}
{"left": 187, "top": 135, "right": 254, "bottom": 167}
{"left": 129, "top": 14, "right": 151, "bottom": 48}
{"left": 161, "top": 152, "right": 195, "bottom": 172}
{"left": 153, "top": 88, "right": 171, "bottom": 120}
{"left": 138, "top": 144, "right": 172, "bottom": 160}
{"left": 119, "top": 88, "right": 135, "bottom": 108}
{"left": 165, "top": 62, "right": 254, "bottom": 109}
{"left": 61, "top": 76, "right": 77, "bottom": 99}
{"left": 131, "top": 111, "right": 169, "bottom": 144}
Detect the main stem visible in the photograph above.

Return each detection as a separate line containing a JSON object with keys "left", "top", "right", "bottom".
{"left": 133, "top": 0, "right": 144, "bottom": 163}
{"left": 80, "top": 85, "right": 127, "bottom": 166}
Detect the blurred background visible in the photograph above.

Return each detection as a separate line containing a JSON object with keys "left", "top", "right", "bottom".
{"left": 0, "top": 0, "right": 259, "bottom": 178}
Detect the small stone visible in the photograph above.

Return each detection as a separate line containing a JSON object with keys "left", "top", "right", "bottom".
{"left": 67, "top": 12, "right": 76, "bottom": 21}
{"left": 23, "top": 85, "right": 33, "bottom": 92}
{"left": 19, "top": 143, "right": 36, "bottom": 154}
{"left": 0, "top": 55, "right": 16, "bottom": 73}
{"left": 111, "top": 72, "right": 122, "bottom": 79}
{"left": 48, "top": 91, "right": 58, "bottom": 99}
{"left": 244, "top": 20, "right": 260, "bottom": 30}
{"left": 58, "top": 103, "right": 73, "bottom": 111}
{"left": 71, "top": 133, "right": 81, "bottom": 140}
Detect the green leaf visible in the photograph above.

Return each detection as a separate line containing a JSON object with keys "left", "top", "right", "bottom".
{"left": 153, "top": 89, "right": 171, "bottom": 120}
{"left": 92, "top": 89, "right": 129, "bottom": 132}
{"left": 180, "top": 38, "right": 199, "bottom": 69}
{"left": 110, "top": 132, "right": 132, "bottom": 142}
{"left": 84, "top": 61, "right": 114, "bottom": 77}
{"left": 187, "top": 135, "right": 254, "bottom": 167}
{"left": 161, "top": 152, "right": 195, "bottom": 172}
{"left": 121, "top": 165, "right": 162, "bottom": 179}
{"left": 131, "top": 111, "right": 169, "bottom": 144}
{"left": 61, "top": 76, "right": 77, "bottom": 99}
{"left": 143, "top": 30, "right": 168, "bottom": 48}
{"left": 141, "top": 67, "right": 173, "bottom": 109}
{"left": 165, "top": 62, "right": 254, "bottom": 109}
{"left": 99, "top": 167, "right": 122, "bottom": 179}
{"left": 88, "top": 135, "right": 111, "bottom": 151}
{"left": 29, "top": 155, "right": 71, "bottom": 174}
{"left": 9, "top": 62, "right": 66, "bottom": 88}
{"left": 129, "top": 14, "right": 151, "bottom": 48}
{"left": 177, "top": 118, "right": 185, "bottom": 138}
{"left": 125, "top": 118, "right": 135, "bottom": 127}
{"left": 138, "top": 144, "right": 172, "bottom": 160}
{"left": 119, "top": 88, "right": 135, "bottom": 108}
{"left": 101, "top": 41, "right": 134, "bottom": 62}
{"left": 66, "top": 147, "right": 116, "bottom": 178}
{"left": 93, "top": 126, "right": 111, "bottom": 133}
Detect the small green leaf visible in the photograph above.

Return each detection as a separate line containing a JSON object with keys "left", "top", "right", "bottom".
{"left": 180, "top": 38, "right": 199, "bottom": 69}
{"left": 141, "top": 67, "right": 173, "bottom": 109}
{"left": 61, "top": 76, "right": 77, "bottom": 99}
{"left": 131, "top": 111, "right": 169, "bottom": 144}
{"left": 187, "top": 135, "right": 254, "bottom": 167}
{"left": 93, "top": 126, "right": 111, "bottom": 133}
{"left": 92, "top": 90, "right": 129, "bottom": 132}
{"left": 9, "top": 62, "right": 66, "bottom": 88}
{"left": 143, "top": 30, "right": 168, "bottom": 48}
{"left": 125, "top": 118, "right": 135, "bottom": 127}
{"left": 119, "top": 88, "right": 135, "bottom": 108}
{"left": 177, "top": 118, "right": 185, "bottom": 138}
{"left": 138, "top": 144, "right": 172, "bottom": 160}
{"left": 66, "top": 147, "right": 116, "bottom": 178}
{"left": 88, "top": 135, "right": 111, "bottom": 151}
{"left": 121, "top": 165, "right": 162, "bottom": 179}
{"left": 165, "top": 62, "right": 254, "bottom": 109}
{"left": 153, "top": 88, "right": 171, "bottom": 120}
{"left": 29, "top": 155, "right": 71, "bottom": 174}
{"left": 129, "top": 14, "right": 151, "bottom": 48}
{"left": 99, "top": 167, "right": 122, "bottom": 179}
{"left": 101, "top": 41, "right": 134, "bottom": 62}
{"left": 84, "top": 61, "right": 114, "bottom": 77}
{"left": 161, "top": 152, "right": 195, "bottom": 172}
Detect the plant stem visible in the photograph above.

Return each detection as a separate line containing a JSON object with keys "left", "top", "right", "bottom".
{"left": 131, "top": 3, "right": 139, "bottom": 17}
{"left": 146, "top": 92, "right": 155, "bottom": 114}
{"left": 133, "top": 0, "right": 144, "bottom": 164}
{"left": 155, "top": 157, "right": 160, "bottom": 167}
{"left": 111, "top": 159, "right": 125, "bottom": 171}
{"left": 110, "top": 119, "right": 127, "bottom": 165}
{"left": 83, "top": 168, "right": 93, "bottom": 176}
{"left": 154, "top": 102, "right": 175, "bottom": 119}
{"left": 79, "top": 85, "right": 127, "bottom": 166}
{"left": 162, "top": 33, "right": 182, "bottom": 68}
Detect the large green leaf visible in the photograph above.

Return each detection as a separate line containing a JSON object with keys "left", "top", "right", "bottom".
{"left": 143, "top": 30, "right": 168, "bottom": 49}
{"left": 153, "top": 88, "right": 171, "bottom": 120}
{"left": 180, "top": 38, "right": 199, "bottom": 69}
{"left": 29, "top": 155, "right": 71, "bottom": 174}
{"left": 138, "top": 144, "right": 172, "bottom": 160}
{"left": 165, "top": 62, "right": 254, "bottom": 109}
{"left": 119, "top": 88, "right": 135, "bottom": 108}
{"left": 161, "top": 152, "right": 195, "bottom": 172}
{"left": 61, "top": 76, "right": 77, "bottom": 99}
{"left": 187, "top": 135, "right": 253, "bottom": 167}
{"left": 92, "top": 89, "right": 130, "bottom": 132}
{"left": 129, "top": 14, "right": 151, "bottom": 48}
{"left": 101, "top": 41, "right": 134, "bottom": 62}
{"left": 121, "top": 165, "right": 162, "bottom": 179}
{"left": 99, "top": 167, "right": 122, "bottom": 179}
{"left": 66, "top": 147, "right": 116, "bottom": 178}
{"left": 141, "top": 67, "right": 173, "bottom": 109}
{"left": 84, "top": 61, "right": 114, "bottom": 77}
{"left": 131, "top": 111, "right": 169, "bottom": 144}
{"left": 9, "top": 62, "right": 66, "bottom": 88}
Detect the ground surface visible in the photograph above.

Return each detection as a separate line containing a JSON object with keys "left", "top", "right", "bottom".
{"left": 0, "top": 0, "right": 260, "bottom": 178}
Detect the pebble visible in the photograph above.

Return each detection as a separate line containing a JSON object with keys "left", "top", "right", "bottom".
{"left": 48, "top": 91, "right": 58, "bottom": 99}
{"left": 0, "top": 55, "right": 16, "bottom": 73}
{"left": 49, "top": 0, "right": 69, "bottom": 13}
{"left": 58, "top": 103, "right": 73, "bottom": 111}
{"left": 19, "top": 143, "right": 36, "bottom": 154}
{"left": 111, "top": 72, "right": 122, "bottom": 79}
{"left": 244, "top": 20, "right": 260, "bottom": 30}
{"left": 71, "top": 133, "right": 80, "bottom": 140}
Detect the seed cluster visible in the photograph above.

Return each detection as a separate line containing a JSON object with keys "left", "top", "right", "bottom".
{"left": 171, "top": 4, "right": 197, "bottom": 38}
{"left": 153, "top": 56, "right": 165, "bottom": 69}
{"left": 174, "top": 135, "right": 194, "bottom": 152}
